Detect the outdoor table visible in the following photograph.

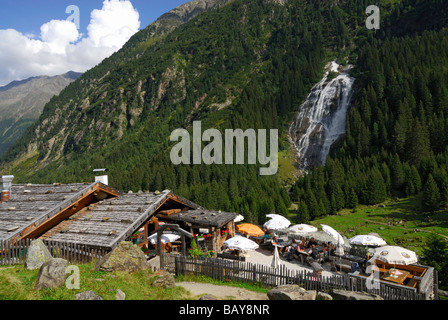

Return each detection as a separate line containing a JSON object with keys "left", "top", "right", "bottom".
{"left": 381, "top": 268, "right": 410, "bottom": 285}
{"left": 251, "top": 236, "right": 265, "bottom": 245}
{"left": 295, "top": 250, "right": 310, "bottom": 264}
{"left": 275, "top": 240, "right": 291, "bottom": 255}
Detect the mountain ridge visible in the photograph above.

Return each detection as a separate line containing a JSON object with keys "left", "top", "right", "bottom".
{"left": 0, "top": 72, "right": 82, "bottom": 157}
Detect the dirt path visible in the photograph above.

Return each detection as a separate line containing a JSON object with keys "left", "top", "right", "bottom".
{"left": 176, "top": 281, "right": 268, "bottom": 300}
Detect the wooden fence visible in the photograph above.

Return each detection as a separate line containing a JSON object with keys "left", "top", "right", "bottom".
{"left": 160, "top": 253, "right": 429, "bottom": 300}
{"left": 0, "top": 239, "right": 109, "bottom": 265}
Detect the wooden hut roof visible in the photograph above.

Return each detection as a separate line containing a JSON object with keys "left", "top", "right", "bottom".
{"left": 40, "top": 190, "right": 201, "bottom": 250}
{"left": 162, "top": 209, "right": 238, "bottom": 228}
{"left": 0, "top": 182, "right": 119, "bottom": 242}
{"left": 0, "top": 182, "right": 238, "bottom": 251}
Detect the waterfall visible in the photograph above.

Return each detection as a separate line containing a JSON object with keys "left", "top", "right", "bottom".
{"left": 289, "top": 61, "right": 355, "bottom": 170}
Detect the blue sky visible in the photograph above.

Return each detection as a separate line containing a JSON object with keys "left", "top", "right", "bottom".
{"left": 0, "top": 0, "right": 189, "bottom": 35}
{"left": 0, "top": 0, "right": 191, "bottom": 86}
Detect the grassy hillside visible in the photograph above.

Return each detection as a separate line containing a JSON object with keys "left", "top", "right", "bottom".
{"left": 0, "top": 262, "right": 267, "bottom": 300}
{"left": 311, "top": 196, "right": 448, "bottom": 256}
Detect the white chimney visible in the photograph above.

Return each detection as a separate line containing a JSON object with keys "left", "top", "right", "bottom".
{"left": 0, "top": 175, "right": 14, "bottom": 202}
{"left": 93, "top": 169, "right": 108, "bottom": 185}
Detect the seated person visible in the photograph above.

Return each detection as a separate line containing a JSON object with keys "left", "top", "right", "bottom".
{"left": 307, "top": 237, "right": 318, "bottom": 249}
{"left": 322, "top": 243, "right": 330, "bottom": 261}
{"left": 328, "top": 242, "right": 336, "bottom": 255}
{"left": 263, "top": 231, "right": 272, "bottom": 241}
{"left": 296, "top": 239, "right": 306, "bottom": 252}
{"left": 269, "top": 236, "right": 279, "bottom": 253}
{"left": 286, "top": 239, "right": 297, "bottom": 261}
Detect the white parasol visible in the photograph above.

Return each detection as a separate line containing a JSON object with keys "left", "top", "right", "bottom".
{"left": 263, "top": 214, "right": 291, "bottom": 230}
{"left": 321, "top": 224, "right": 345, "bottom": 255}
{"left": 349, "top": 234, "right": 387, "bottom": 247}
{"left": 372, "top": 246, "right": 418, "bottom": 265}
{"left": 234, "top": 214, "right": 245, "bottom": 223}
{"left": 288, "top": 224, "right": 318, "bottom": 234}
{"left": 148, "top": 233, "right": 180, "bottom": 245}
{"left": 223, "top": 236, "right": 259, "bottom": 251}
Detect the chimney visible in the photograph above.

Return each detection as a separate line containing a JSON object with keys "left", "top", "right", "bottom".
{"left": 0, "top": 175, "right": 14, "bottom": 202}
{"left": 93, "top": 169, "right": 108, "bottom": 185}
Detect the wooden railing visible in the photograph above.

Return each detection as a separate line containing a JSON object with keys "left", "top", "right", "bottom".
{"left": 0, "top": 239, "right": 109, "bottom": 266}
{"left": 160, "top": 253, "right": 430, "bottom": 300}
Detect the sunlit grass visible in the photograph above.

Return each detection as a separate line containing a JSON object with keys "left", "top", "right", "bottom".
{"left": 312, "top": 196, "right": 448, "bottom": 255}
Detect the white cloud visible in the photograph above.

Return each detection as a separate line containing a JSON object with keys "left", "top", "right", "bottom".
{"left": 0, "top": 0, "right": 141, "bottom": 86}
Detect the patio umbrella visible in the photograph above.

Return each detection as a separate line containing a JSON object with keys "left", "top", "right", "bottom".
{"left": 223, "top": 236, "right": 259, "bottom": 251}
{"left": 349, "top": 234, "right": 387, "bottom": 247}
{"left": 266, "top": 214, "right": 290, "bottom": 225}
{"left": 288, "top": 224, "right": 318, "bottom": 234}
{"left": 236, "top": 223, "right": 264, "bottom": 237}
{"left": 263, "top": 214, "right": 291, "bottom": 230}
{"left": 263, "top": 218, "right": 290, "bottom": 230}
{"left": 372, "top": 246, "right": 418, "bottom": 265}
{"left": 271, "top": 245, "right": 281, "bottom": 269}
{"left": 321, "top": 224, "right": 345, "bottom": 255}
{"left": 234, "top": 214, "right": 244, "bottom": 223}
{"left": 148, "top": 233, "right": 180, "bottom": 245}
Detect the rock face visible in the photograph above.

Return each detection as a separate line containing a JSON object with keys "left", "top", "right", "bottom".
{"left": 75, "top": 291, "right": 103, "bottom": 300}
{"left": 35, "top": 258, "right": 68, "bottom": 290}
{"left": 25, "top": 239, "right": 53, "bottom": 270}
{"left": 95, "top": 241, "right": 149, "bottom": 273}
{"left": 330, "top": 289, "right": 384, "bottom": 300}
{"left": 149, "top": 270, "right": 175, "bottom": 289}
{"left": 267, "top": 285, "right": 317, "bottom": 300}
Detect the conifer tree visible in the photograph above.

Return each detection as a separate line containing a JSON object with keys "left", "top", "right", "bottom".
{"left": 422, "top": 174, "right": 441, "bottom": 213}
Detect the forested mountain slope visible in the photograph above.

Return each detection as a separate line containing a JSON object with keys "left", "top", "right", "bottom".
{"left": 1, "top": 0, "right": 448, "bottom": 225}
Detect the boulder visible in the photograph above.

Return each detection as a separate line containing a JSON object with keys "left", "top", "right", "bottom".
{"left": 95, "top": 241, "right": 149, "bottom": 273}
{"left": 25, "top": 239, "right": 53, "bottom": 270}
{"left": 199, "top": 294, "right": 219, "bottom": 300}
{"left": 317, "top": 292, "right": 333, "bottom": 300}
{"left": 35, "top": 258, "right": 68, "bottom": 290}
{"left": 115, "top": 289, "right": 126, "bottom": 300}
{"left": 330, "top": 289, "right": 384, "bottom": 300}
{"left": 267, "top": 285, "right": 317, "bottom": 300}
{"left": 148, "top": 256, "right": 160, "bottom": 272}
{"left": 149, "top": 270, "right": 175, "bottom": 288}
{"left": 75, "top": 291, "right": 103, "bottom": 300}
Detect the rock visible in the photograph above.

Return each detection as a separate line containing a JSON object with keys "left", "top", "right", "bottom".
{"left": 330, "top": 289, "right": 384, "bottom": 300}
{"left": 115, "top": 289, "right": 126, "bottom": 300}
{"left": 95, "top": 241, "right": 149, "bottom": 273}
{"left": 75, "top": 291, "right": 103, "bottom": 300}
{"left": 438, "top": 289, "right": 448, "bottom": 298}
{"left": 148, "top": 256, "right": 160, "bottom": 272}
{"left": 26, "top": 239, "right": 53, "bottom": 270}
{"left": 35, "top": 258, "right": 68, "bottom": 290}
{"left": 267, "top": 285, "right": 317, "bottom": 300}
{"left": 149, "top": 270, "right": 175, "bottom": 289}
{"left": 317, "top": 292, "right": 333, "bottom": 300}
{"left": 199, "top": 294, "right": 219, "bottom": 300}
